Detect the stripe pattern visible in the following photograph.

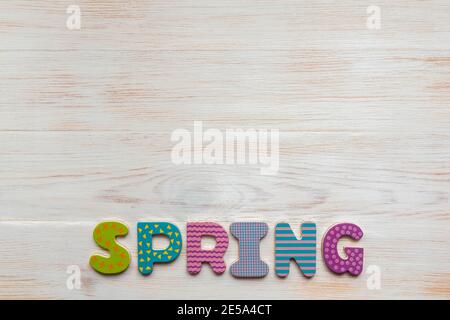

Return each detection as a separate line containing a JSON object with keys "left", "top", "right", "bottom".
{"left": 187, "top": 222, "right": 229, "bottom": 275}
{"left": 275, "top": 223, "right": 317, "bottom": 278}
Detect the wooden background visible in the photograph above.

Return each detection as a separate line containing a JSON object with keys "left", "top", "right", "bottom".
{"left": 1, "top": 0, "right": 449, "bottom": 299}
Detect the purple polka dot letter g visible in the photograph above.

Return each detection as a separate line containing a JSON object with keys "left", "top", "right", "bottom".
{"left": 230, "top": 222, "right": 269, "bottom": 278}
{"left": 322, "top": 223, "right": 364, "bottom": 276}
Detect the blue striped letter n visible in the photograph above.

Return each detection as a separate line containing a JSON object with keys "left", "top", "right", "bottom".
{"left": 275, "top": 223, "right": 317, "bottom": 278}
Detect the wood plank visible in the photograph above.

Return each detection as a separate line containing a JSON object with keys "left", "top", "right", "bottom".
{"left": 1, "top": 50, "right": 449, "bottom": 132}
{"left": 0, "top": 221, "right": 448, "bottom": 299}
{"left": 1, "top": 1, "right": 449, "bottom": 51}
{"left": 1, "top": 132, "right": 449, "bottom": 221}
{"left": 0, "top": 0, "right": 449, "bottom": 299}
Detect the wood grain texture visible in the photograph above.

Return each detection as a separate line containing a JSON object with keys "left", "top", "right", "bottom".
{"left": 0, "top": 0, "right": 449, "bottom": 299}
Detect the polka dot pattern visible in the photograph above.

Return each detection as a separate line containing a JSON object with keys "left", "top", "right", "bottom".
{"left": 322, "top": 223, "right": 364, "bottom": 276}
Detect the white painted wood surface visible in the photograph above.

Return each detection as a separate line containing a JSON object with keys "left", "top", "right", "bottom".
{"left": 0, "top": 0, "right": 449, "bottom": 299}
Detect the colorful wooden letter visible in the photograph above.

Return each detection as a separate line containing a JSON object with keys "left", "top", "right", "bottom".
{"left": 137, "top": 222, "right": 182, "bottom": 275}
{"left": 187, "top": 222, "right": 229, "bottom": 275}
{"left": 89, "top": 221, "right": 131, "bottom": 275}
{"left": 275, "top": 222, "right": 317, "bottom": 278}
{"left": 230, "top": 222, "right": 269, "bottom": 278}
{"left": 322, "top": 223, "right": 364, "bottom": 276}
